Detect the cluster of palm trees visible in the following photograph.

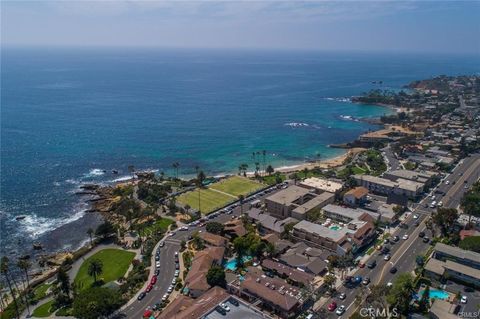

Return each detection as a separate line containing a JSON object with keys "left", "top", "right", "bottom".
{"left": 1, "top": 256, "right": 32, "bottom": 318}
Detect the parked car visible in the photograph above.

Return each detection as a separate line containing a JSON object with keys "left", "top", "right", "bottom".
{"left": 159, "top": 242, "right": 165, "bottom": 248}
{"left": 423, "top": 237, "right": 430, "bottom": 243}
{"left": 339, "top": 293, "right": 346, "bottom": 300}
{"left": 367, "top": 260, "right": 376, "bottom": 269}
{"left": 155, "top": 255, "right": 160, "bottom": 261}
{"left": 167, "top": 285, "right": 173, "bottom": 293}
{"left": 402, "top": 234, "right": 409, "bottom": 240}
{"left": 172, "top": 278, "right": 177, "bottom": 285}
{"left": 150, "top": 276, "right": 157, "bottom": 285}
{"left": 354, "top": 276, "right": 362, "bottom": 284}
{"left": 156, "top": 261, "right": 161, "bottom": 268}
{"left": 390, "top": 267, "right": 398, "bottom": 274}
{"left": 362, "top": 277, "right": 370, "bottom": 285}
{"left": 358, "top": 262, "right": 366, "bottom": 268}
{"left": 146, "top": 284, "right": 153, "bottom": 292}
{"left": 328, "top": 301, "right": 337, "bottom": 311}
{"left": 154, "top": 269, "right": 160, "bottom": 276}
{"left": 461, "top": 296, "right": 468, "bottom": 304}
{"left": 220, "top": 303, "right": 231, "bottom": 312}
{"left": 215, "top": 306, "right": 227, "bottom": 315}
{"left": 384, "top": 254, "right": 391, "bottom": 261}
{"left": 137, "top": 292, "right": 146, "bottom": 300}
{"left": 336, "top": 305, "right": 346, "bottom": 315}
{"left": 230, "top": 298, "right": 239, "bottom": 306}
{"left": 393, "top": 236, "right": 400, "bottom": 242}
{"left": 419, "top": 231, "right": 425, "bottom": 238}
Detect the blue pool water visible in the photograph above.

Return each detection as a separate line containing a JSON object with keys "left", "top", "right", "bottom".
{"left": 329, "top": 225, "right": 341, "bottom": 230}
{"left": 417, "top": 289, "right": 450, "bottom": 300}
{"left": 224, "top": 256, "right": 253, "bottom": 271}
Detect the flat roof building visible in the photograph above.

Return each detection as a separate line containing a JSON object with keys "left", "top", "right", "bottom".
{"left": 353, "top": 174, "right": 424, "bottom": 199}
{"left": 298, "top": 177, "right": 343, "bottom": 194}
{"left": 265, "top": 185, "right": 334, "bottom": 220}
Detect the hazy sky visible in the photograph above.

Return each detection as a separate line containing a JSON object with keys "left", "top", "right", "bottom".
{"left": 2, "top": 1, "right": 479, "bottom": 53}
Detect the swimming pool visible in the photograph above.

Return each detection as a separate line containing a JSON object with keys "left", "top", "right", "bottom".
{"left": 417, "top": 289, "right": 450, "bottom": 300}
{"left": 330, "top": 225, "right": 341, "bottom": 230}
{"left": 224, "top": 256, "right": 252, "bottom": 271}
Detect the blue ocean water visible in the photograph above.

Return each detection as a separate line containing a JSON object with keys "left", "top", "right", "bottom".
{"left": 1, "top": 48, "right": 479, "bottom": 255}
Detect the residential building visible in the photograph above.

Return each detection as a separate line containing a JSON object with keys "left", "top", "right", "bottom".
{"left": 261, "top": 259, "right": 315, "bottom": 287}
{"left": 433, "top": 243, "right": 480, "bottom": 270}
{"left": 158, "top": 287, "right": 230, "bottom": 319}
{"left": 184, "top": 246, "right": 225, "bottom": 297}
{"left": 343, "top": 186, "right": 368, "bottom": 206}
{"left": 265, "top": 185, "right": 334, "bottom": 220}
{"left": 353, "top": 174, "right": 424, "bottom": 199}
{"left": 424, "top": 258, "right": 480, "bottom": 288}
{"left": 247, "top": 208, "right": 298, "bottom": 235}
{"left": 298, "top": 177, "right": 343, "bottom": 194}
{"left": 227, "top": 270, "right": 306, "bottom": 318}
{"left": 223, "top": 219, "right": 247, "bottom": 239}
{"left": 199, "top": 232, "right": 228, "bottom": 247}
{"left": 291, "top": 209, "right": 375, "bottom": 255}
{"left": 383, "top": 169, "right": 438, "bottom": 187}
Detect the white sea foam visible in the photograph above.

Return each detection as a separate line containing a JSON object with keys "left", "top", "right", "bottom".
{"left": 325, "top": 97, "right": 351, "bottom": 102}
{"left": 109, "top": 175, "right": 132, "bottom": 183}
{"left": 83, "top": 168, "right": 106, "bottom": 178}
{"left": 19, "top": 209, "right": 87, "bottom": 239}
{"left": 284, "top": 122, "right": 309, "bottom": 128}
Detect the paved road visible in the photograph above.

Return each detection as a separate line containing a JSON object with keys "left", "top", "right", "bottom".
{"left": 382, "top": 144, "right": 401, "bottom": 170}
{"left": 324, "top": 154, "right": 480, "bottom": 318}
{"left": 120, "top": 185, "right": 280, "bottom": 318}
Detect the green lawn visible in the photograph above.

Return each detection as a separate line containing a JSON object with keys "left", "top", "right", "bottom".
{"left": 74, "top": 248, "right": 135, "bottom": 290}
{"left": 138, "top": 218, "right": 173, "bottom": 237}
{"left": 32, "top": 282, "right": 52, "bottom": 301}
{"left": 177, "top": 188, "right": 235, "bottom": 214}
{"left": 209, "top": 176, "right": 265, "bottom": 197}
{"left": 32, "top": 300, "right": 55, "bottom": 318}
{"left": 351, "top": 166, "right": 367, "bottom": 175}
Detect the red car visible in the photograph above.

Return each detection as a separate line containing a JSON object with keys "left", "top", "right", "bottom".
{"left": 150, "top": 276, "right": 157, "bottom": 285}
{"left": 146, "top": 284, "right": 153, "bottom": 292}
{"left": 328, "top": 301, "right": 337, "bottom": 311}
{"left": 358, "top": 262, "right": 366, "bottom": 268}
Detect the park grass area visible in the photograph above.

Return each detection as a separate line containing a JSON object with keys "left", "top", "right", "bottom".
{"left": 74, "top": 248, "right": 135, "bottom": 290}
{"left": 32, "top": 282, "right": 52, "bottom": 301}
{"left": 209, "top": 176, "right": 265, "bottom": 197}
{"left": 32, "top": 300, "right": 55, "bottom": 318}
{"left": 138, "top": 218, "right": 173, "bottom": 237}
{"left": 352, "top": 165, "right": 368, "bottom": 175}
{"left": 177, "top": 188, "right": 235, "bottom": 214}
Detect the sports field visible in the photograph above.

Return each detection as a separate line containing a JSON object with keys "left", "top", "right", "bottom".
{"left": 177, "top": 176, "right": 265, "bottom": 214}
{"left": 177, "top": 188, "right": 235, "bottom": 214}
{"left": 209, "top": 176, "right": 265, "bottom": 196}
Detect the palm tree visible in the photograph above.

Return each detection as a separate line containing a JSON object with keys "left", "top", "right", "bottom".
{"left": 1, "top": 257, "right": 20, "bottom": 319}
{"left": 172, "top": 162, "right": 180, "bottom": 179}
{"left": 87, "top": 228, "right": 94, "bottom": 247}
{"left": 238, "top": 195, "right": 245, "bottom": 216}
{"left": 17, "top": 259, "right": 31, "bottom": 289}
{"left": 197, "top": 170, "right": 206, "bottom": 213}
{"left": 87, "top": 259, "right": 103, "bottom": 284}
{"left": 128, "top": 165, "right": 135, "bottom": 179}
{"left": 262, "top": 150, "right": 267, "bottom": 176}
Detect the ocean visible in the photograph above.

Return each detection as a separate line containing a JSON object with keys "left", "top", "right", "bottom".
{"left": 1, "top": 48, "right": 479, "bottom": 257}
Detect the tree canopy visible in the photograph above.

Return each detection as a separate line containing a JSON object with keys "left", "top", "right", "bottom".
{"left": 206, "top": 222, "right": 224, "bottom": 235}
{"left": 206, "top": 265, "right": 226, "bottom": 288}
{"left": 72, "top": 287, "right": 123, "bottom": 319}
{"left": 459, "top": 236, "right": 480, "bottom": 253}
